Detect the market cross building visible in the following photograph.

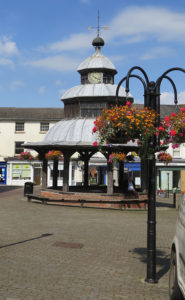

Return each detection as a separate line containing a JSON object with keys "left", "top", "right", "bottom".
{"left": 23, "top": 34, "right": 146, "bottom": 206}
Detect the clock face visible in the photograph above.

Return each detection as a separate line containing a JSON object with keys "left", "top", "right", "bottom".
{"left": 88, "top": 72, "right": 102, "bottom": 83}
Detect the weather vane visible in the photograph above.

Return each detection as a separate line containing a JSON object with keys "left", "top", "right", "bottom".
{"left": 88, "top": 10, "right": 108, "bottom": 36}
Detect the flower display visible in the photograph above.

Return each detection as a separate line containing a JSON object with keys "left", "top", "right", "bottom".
{"left": 19, "top": 151, "right": 34, "bottom": 160}
{"left": 45, "top": 150, "right": 63, "bottom": 160}
{"left": 157, "top": 152, "right": 172, "bottom": 163}
{"left": 160, "top": 108, "right": 185, "bottom": 146}
{"left": 92, "top": 103, "right": 185, "bottom": 159}
{"left": 93, "top": 103, "right": 159, "bottom": 158}
{"left": 108, "top": 152, "right": 126, "bottom": 163}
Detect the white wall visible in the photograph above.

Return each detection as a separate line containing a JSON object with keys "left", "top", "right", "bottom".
{"left": 0, "top": 120, "right": 56, "bottom": 160}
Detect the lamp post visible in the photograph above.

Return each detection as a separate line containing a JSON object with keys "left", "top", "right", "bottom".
{"left": 116, "top": 66, "right": 185, "bottom": 283}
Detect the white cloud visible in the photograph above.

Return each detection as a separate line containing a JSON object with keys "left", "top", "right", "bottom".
{"left": 10, "top": 80, "right": 24, "bottom": 90}
{"left": 46, "top": 33, "right": 93, "bottom": 52}
{"left": 107, "top": 6, "right": 185, "bottom": 43}
{"left": 140, "top": 46, "right": 175, "bottom": 60}
{"left": 38, "top": 86, "right": 46, "bottom": 95}
{"left": 26, "top": 55, "right": 81, "bottom": 72}
{"left": 0, "top": 58, "right": 14, "bottom": 66}
{"left": 160, "top": 91, "right": 185, "bottom": 105}
{"left": 36, "top": 6, "right": 185, "bottom": 55}
{"left": 0, "top": 36, "right": 19, "bottom": 56}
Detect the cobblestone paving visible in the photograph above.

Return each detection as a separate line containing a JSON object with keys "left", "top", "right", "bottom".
{"left": 0, "top": 187, "right": 179, "bottom": 300}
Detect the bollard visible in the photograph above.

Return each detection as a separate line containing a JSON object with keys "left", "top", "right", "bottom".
{"left": 173, "top": 188, "right": 177, "bottom": 208}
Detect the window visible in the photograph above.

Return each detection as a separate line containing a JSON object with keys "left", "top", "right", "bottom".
{"left": 12, "top": 164, "right": 31, "bottom": 180}
{"left": 40, "top": 122, "right": 49, "bottom": 132}
{"left": 173, "top": 148, "right": 180, "bottom": 157}
{"left": 81, "top": 74, "right": 88, "bottom": 84}
{"left": 15, "top": 122, "right": 24, "bottom": 132}
{"left": 103, "top": 73, "right": 113, "bottom": 84}
{"left": 15, "top": 141, "right": 24, "bottom": 155}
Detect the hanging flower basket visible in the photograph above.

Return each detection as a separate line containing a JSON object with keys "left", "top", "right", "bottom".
{"left": 93, "top": 103, "right": 158, "bottom": 158}
{"left": 157, "top": 152, "right": 172, "bottom": 164}
{"left": 108, "top": 152, "right": 126, "bottom": 164}
{"left": 160, "top": 108, "right": 185, "bottom": 146}
{"left": 45, "top": 150, "right": 63, "bottom": 161}
{"left": 19, "top": 151, "right": 34, "bottom": 160}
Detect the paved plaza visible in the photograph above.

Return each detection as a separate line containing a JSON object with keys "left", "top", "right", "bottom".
{"left": 0, "top": 186, "right": 180, "bottom": 300}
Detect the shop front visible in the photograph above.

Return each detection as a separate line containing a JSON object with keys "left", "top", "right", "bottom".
{"left": 0, "top": 162, "right": 7, "bottom": 184}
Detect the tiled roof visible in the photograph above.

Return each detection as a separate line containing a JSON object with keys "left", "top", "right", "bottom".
{"left": 0, "top": 107, "right": 64, "bottom": 121}
{"left": 133, "top": 103, "right": 185, "bottom": 119}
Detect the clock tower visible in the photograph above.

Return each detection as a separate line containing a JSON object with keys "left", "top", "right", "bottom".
{"left": 62, "top": 35, "right": 132, "bottom": 118}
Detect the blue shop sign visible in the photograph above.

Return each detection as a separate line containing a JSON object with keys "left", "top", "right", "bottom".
{"left": 0, "top": 162, "right": 7, "bottom": 184}
{"left": 124, "top": 162, "right": 141, "bottom": 171}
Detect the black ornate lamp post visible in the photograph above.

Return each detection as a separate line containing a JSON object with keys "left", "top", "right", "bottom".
{"left": 116, "top": 66, "right": 185, "bottom": 283}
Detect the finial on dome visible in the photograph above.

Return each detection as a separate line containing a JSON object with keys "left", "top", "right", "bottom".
{"left": 92, "top": 36, "right": 104, "bottom": 49}
{"left": 88, "top": 10, "right": 107, "bottom": 50}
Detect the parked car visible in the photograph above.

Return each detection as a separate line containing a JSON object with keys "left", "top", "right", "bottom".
{"left": 169, "top": 193, "right": 185, "bottom": 299}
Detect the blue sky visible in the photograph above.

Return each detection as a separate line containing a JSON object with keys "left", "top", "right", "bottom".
{"left": 1, "top": 0, "right": 185, "bottom": 107}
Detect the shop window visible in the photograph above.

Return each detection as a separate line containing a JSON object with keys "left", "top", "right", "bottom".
{"left": 40, "top": 122, "right": 49, "bottom": 132}
{"left": 15, "top": 141, "right": 24, "bottom": 155}
{"left": 12, "top": 164, "right": 31, "bottom": 180}
{"left": 15, "top": 122, "right": 24, "bottom": 132}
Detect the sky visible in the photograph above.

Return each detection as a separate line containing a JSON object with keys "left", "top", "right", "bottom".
{"left": 1, "top": 0, "right": 185, "bottom": 107}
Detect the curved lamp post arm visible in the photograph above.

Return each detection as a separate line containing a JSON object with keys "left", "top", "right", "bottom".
{"left": 156, "top": 67, "right": 185, "bottom": 88}
{"left": 116, "top": 74, "right": 147, "bottom": 104}
{"left": 156, "top": 75, "right": 178, "bottom": 120}
{"left": 163, "top": 75, "right": 178, "bottom": 105}
{"left": 125, "top": 66, "right": 150, "bottom": 93}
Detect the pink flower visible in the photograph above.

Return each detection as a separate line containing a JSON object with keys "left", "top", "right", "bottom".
{"left": 171, "top": 113, "right": 177, "bottom": 117}
{"left": 93, "top": 141, "right": 98, "bottom": 147}
{"left": 126, "top": 101, "right": 132, "bottom": 106}
{"left": 158, "top": 126, "right": 164, "bottom": 132}
{"left": 181, "top": 107, "right": 185, "bottom": 112}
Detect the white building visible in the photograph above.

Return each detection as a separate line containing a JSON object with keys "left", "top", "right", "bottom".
{"left": 0, "top": 108, "right": 64, "bottom": 185}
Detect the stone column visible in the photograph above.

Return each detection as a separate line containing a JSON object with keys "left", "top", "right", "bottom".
{"left": 42, "top": 157, "right": 48, "bottom": 189}
{"left": 107, "top": 161, "right": 113, "bottom": 194}
{"left": 53, "top": 159, "right": 58, "bottom": 189}
{"left": 63, "top": 152, "right": 70, "bottom": 192}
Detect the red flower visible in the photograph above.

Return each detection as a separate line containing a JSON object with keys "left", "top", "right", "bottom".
{"left": 92, "top": 126, "right": 97, "bottom": 133}
{"left": 93, "top": 141, "right": 98, "bottom": 146}
{"left": 171, "top": 113, "right": 177, "bottom": 117}
{"left": 181, "top": 107, "right": 185, "bottom": 112}
{"left": 164, "top": 116, "right": 170, "bottom": 122}
{"left": 170, "top": 130, "right": 176, "bottom": 136}
{"left": 179, "top": 133, "right": 184, "bottom": 137}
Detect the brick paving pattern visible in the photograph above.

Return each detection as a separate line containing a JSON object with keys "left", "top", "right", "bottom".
{"left": 0, "top": 186, "right": 179, "bottom": 300}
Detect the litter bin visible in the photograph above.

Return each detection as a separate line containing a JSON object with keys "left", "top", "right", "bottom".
{"left": 24, "top": 182, "right": 33, "bottom": 196}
